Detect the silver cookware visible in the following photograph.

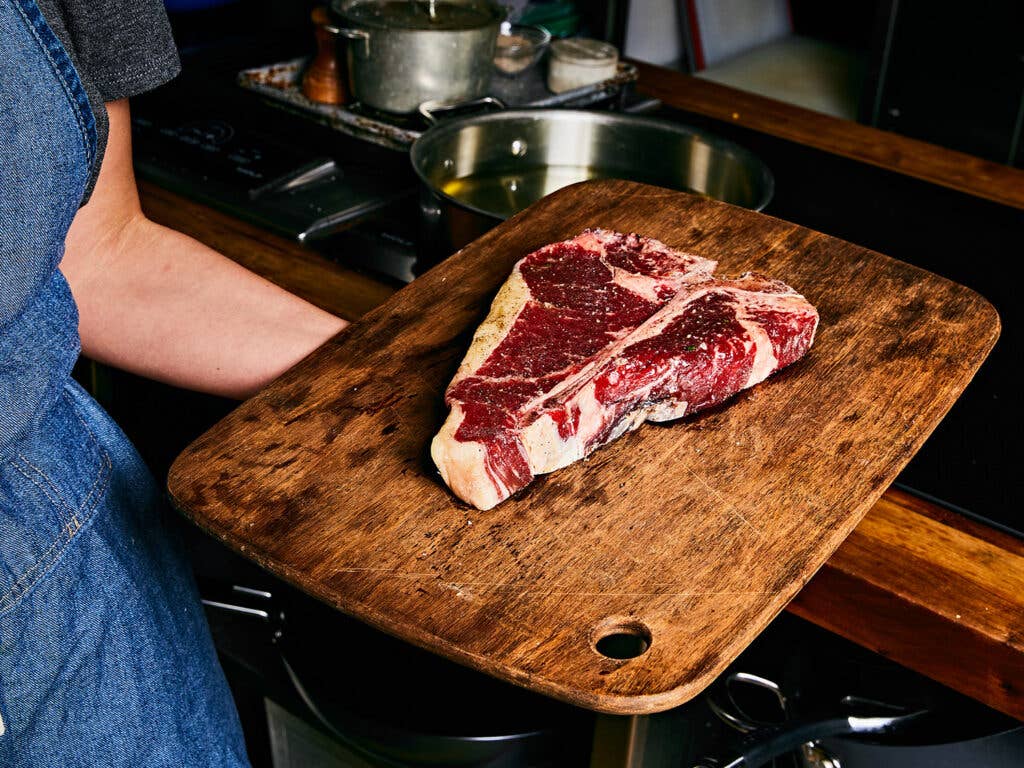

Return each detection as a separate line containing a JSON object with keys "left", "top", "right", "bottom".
{"left": 327, "top": 0, "right": 503, "bottom": 114}
{"left": 410, "top": 108, "right": 774, "bottom": 259}
{"left": 694, "top": 626, "right": 1024, "bottom": 768}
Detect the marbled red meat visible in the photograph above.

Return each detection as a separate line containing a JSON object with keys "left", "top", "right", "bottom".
{"left": 431, "top": 229, "right": 818, "bottom": 510}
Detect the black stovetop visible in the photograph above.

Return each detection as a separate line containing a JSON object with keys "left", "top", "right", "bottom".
{"left": 133, "top": 50, "right": 1021, "bottom": 540}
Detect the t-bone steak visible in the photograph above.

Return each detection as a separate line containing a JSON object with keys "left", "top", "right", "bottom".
{"left": 431, "top": 229, "right": 819, "bottom": 510}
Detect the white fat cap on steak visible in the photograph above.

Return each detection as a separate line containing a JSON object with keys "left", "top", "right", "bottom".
{"left": 431, "top": 405, "right": 506, "bottom": 511}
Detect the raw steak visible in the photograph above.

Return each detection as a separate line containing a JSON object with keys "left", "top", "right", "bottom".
{"left": 432, "top": 229, "right": 819, "bottom": 510}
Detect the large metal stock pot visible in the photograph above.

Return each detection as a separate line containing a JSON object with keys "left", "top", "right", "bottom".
{"left": 410, "top": 109, "right": 775, "bottom": 258}
{"left": 328, "top": 0, "right": 503, "bottom": 114}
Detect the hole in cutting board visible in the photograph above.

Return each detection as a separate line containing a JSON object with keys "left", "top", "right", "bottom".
{"left": 592, "top": 618, "right": 652, "bottom": 660}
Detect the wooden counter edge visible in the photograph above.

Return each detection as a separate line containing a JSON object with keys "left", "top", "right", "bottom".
{"left": 632, "top": 60, "right": 1024, "bottom": 212}
{"left": 140, "top": 183, "right": 1024, "bottom": 722}
{"left": 791, "top": 487, "right": 1024, "bottom": 720}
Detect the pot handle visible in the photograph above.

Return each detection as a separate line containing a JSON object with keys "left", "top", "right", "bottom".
{"left": 320, "top": 24, "right": 370, "bottom": 56}
{"left": 418, "top": 96, "right": 506, "bottom": 125}
{"left": 707, "top": 672, "right": 790, "bottom": 734}
{"left": 707, "top": 710, "right": 928, "bottom": 768}
{"left": 701, "top": 670, "right": 929, "bottom": 768}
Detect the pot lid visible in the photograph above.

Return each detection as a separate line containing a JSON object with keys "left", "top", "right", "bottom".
{"left": 333, "top": 0, "right": 503, "bottom": 31}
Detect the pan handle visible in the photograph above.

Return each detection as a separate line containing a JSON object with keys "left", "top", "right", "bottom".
{"left": 706, "top": 672, "right": 790, "bottom": 733}
{"left": 418, "top": 96, "right": 506, "bottom": 125}
{"left": 702, "top": 670, "right": 929, "bottom": 768}
{"left": 320, "top": 24, "right": 371, "bottom": 56}
{"left": 699, "top": 710, "right": 928, "bottom": 768}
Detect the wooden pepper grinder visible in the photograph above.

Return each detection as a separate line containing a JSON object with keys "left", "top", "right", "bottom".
{"left": 302, "top": 6, "right": 349, "bottom": 105}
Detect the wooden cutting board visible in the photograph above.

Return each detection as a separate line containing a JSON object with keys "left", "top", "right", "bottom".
{"left": 168, "top": 180, "right": 999, "bottom": 715}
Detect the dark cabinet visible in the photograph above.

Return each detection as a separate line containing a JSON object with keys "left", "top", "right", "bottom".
{"left": 866, "top": 0, "right": 1024, "bottom": 165}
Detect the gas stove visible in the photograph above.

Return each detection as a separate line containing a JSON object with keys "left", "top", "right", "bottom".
{"left": 132, "top": 63, "right": 419, "bottom": 248}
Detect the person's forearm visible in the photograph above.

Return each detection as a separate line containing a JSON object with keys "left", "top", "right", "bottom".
{"left": 60, "top": 98, "right": 346, "bottom": 400}
{"left": 64, "top": 214, "right": 345, "bottom": 399}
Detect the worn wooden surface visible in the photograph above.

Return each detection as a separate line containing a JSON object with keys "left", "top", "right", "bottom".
{"left": 167, "top": 180, "right": 999, "bottom": 714}
{"left": 633, "top": 61, "right": 1024, "bottom": 212}
{"left": 792, "top": 486, "right": 1024, "bottom": 719}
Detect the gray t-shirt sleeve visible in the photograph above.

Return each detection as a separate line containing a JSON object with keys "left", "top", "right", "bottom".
{"left": 37, "top": 0, "right": 182, "bottom": 202}
{"left": 54, "top": 0, "right": 181, "bottom": 103}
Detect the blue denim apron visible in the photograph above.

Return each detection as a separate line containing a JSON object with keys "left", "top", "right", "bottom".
{"left": 0, "top": 1, "right": 249, "bottom": 764}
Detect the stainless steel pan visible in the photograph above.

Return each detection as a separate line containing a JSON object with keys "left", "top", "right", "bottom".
{"left": 410, "top": 109, "right": 774, "bottom": 259}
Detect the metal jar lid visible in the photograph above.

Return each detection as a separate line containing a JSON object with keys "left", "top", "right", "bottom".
{"left": 549, "top": 37, "right": 618, "bottom": 67}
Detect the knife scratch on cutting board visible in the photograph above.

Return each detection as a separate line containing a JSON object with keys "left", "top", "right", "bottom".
{"left": 332, "top": 567, "right": 437, "bottom": 578}
{"left": 682, "top": 464, "right": 763, "bottom": 539}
